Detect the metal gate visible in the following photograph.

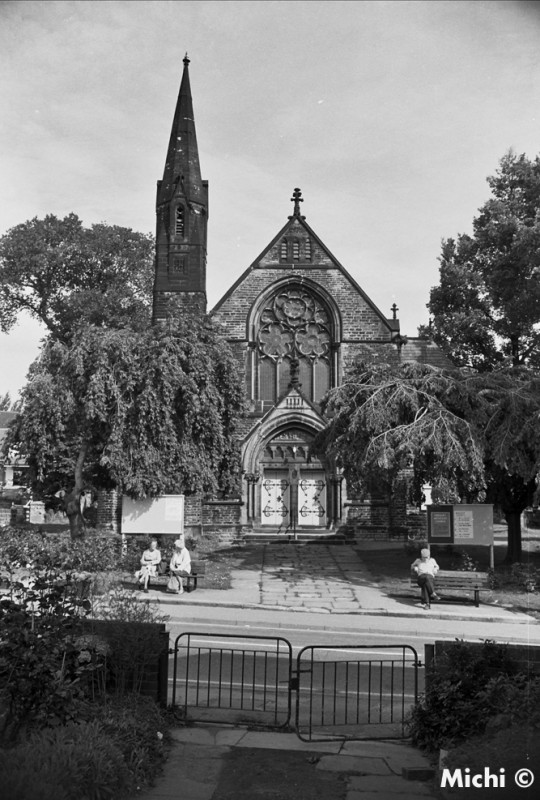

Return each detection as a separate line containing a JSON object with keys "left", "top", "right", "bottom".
{"left": 171, "top": 632, "right": 293, "bottom": 728}
{"left": 171, "top": 634, "right": 420, "bottom": 740}
{"left": 295, "top": 644, "right": 420, "bottom": 742}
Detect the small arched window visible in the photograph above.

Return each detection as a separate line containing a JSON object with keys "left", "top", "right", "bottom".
{"left": 305, "top": 238, "right": 312, "bottom": 262}
{"left": 292, "top": 241, "right": 300, "bottom": 261}
{"left": 280, "top": 240, "right": 288, "bottom": 261}
{"left": 175, "top": 207, "right": 184, "bottom": 237}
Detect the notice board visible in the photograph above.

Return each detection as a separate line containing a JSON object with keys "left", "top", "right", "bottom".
{"left": 121, "top": 495, "right": 184, "bottom": 535}
{"left": 427, "top": 504, "right": 493, "bottom": 546}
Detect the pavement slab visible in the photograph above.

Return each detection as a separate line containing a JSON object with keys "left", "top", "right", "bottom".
{"left": 316, "top": 755, "right": 392, "bottom": 774}
{"left": 141, "top": 726, "right": 441, "bottom": 800}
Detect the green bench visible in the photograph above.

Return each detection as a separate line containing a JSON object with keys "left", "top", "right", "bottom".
{"left": 410, "top": 570, "right": 490, "bottom": 607}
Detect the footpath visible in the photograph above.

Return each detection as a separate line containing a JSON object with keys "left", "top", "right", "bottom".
{"left": 138, "top": 543, "right": 539, "bottom": 800}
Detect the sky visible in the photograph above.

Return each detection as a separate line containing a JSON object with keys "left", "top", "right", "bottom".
{"left": 1, "top": 0, "right": 540, "bottom": 400}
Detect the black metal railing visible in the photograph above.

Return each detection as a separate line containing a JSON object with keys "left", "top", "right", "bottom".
{"left": 171, "top": 632, "right": 293, "bottom": 728}
{"left": 171, "top": 634, "right": 420, "bottom": 740}
{"left": 295, "top": 644, "right": 419, "bottom": 741}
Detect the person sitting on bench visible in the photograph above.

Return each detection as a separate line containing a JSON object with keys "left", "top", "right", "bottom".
{"left": 136, "top": 538, "right": 162, "bottom": 593}
{"left": 411, "top": 548, "right": 440, "bottom": 609}
{"left": 167, "top": 538, "right": 191, "bottom": 594}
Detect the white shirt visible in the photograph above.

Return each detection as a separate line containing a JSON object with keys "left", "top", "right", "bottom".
{"left": 411, "top": 557, "right": 439, "bottom": 577}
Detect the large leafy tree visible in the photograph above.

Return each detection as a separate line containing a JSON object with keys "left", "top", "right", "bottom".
{"left": 428, "top": 151, "right": 540, "bottom": 371}
{"left": 6, "top": 317, "right": 245, "bottom": 538}
{"left": 0, "top": 214, "right": 154, "bottom": 341}
{"left": 313, "top": 361, "right": 540, "bottom": 562}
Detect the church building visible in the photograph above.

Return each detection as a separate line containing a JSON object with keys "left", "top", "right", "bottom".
{"left": 152, "top": 58, "right": 447, "bottom": 541}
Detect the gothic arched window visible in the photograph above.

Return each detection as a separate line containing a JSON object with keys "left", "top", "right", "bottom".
{"left": 256, "top": 286, "right": 332, "bottom": 404}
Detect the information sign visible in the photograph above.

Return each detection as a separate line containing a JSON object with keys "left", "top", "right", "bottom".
{"left": 121, "top": 495, "right": 184, "bottom": 535}
{"left": 427, "top": 504, "right": 493, "bottom": 546}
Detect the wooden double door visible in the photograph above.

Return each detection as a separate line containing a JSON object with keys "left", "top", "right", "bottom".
{"left": 261, "top": 469, "right": 326, "bottom": 527}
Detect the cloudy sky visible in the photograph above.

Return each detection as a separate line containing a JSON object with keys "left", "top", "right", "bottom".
{"left": 1, "top": 0, "right": 540, "bottom": 400}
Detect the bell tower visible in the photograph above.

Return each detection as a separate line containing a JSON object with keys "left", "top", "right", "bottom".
{"left": 152, "top": 55, "right": 208, "bottom": 322}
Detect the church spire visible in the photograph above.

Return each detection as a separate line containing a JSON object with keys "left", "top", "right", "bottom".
{"left": 153, "top": 55, "right": 208, "bottom": 322}
{"left": 158, "top": 54, "right": 204, "bottom": 207}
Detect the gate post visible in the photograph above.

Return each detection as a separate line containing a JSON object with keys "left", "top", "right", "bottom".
{"left": 424, "top": 643, "right": 435, "bottom": 691}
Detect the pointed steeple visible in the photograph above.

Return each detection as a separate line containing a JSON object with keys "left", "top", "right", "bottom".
{"left": 153, "top": 55, "right": 208, "bottom": 322}
{"left": 157, "top": 55, "right": 205, "bottom": 208}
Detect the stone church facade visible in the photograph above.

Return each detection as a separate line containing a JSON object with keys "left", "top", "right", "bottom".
{"left": 152, "top": 58, "right": 447, "bottom": 540}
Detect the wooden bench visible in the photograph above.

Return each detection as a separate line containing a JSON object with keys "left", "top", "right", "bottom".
{"left": 410, "top": 570, "right": 490, "bottom": 607}
{"left": 138, "top": 560, "right": 207, "bottom": 593}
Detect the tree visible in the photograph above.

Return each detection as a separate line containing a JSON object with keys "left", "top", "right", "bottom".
{"left": 4, "top": 317, "right": 245, "bottom": 538}
{"left": 0, "top": 214, "right": 154, "bottom": 343}
{"left": 312, "top": 361, "right": 540, "bottom": 562}
{"left": 428, "top": 151, "right": 540, "bottom": 371}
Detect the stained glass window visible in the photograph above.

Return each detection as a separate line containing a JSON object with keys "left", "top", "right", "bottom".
{"left": 256, "top": 286, "right": 332, "bottom": 403}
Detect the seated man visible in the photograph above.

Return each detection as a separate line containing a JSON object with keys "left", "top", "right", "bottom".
{"left": 167, "top": 538, "right": 191, "bottom": 594}
{"left": 411, "top": 548, "right": 440, "bottom": 609}
{"left": 136, "top": 538, "right": 162, "bottom": 593}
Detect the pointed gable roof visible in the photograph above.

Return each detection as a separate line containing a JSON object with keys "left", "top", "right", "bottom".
{"left": 211, "top": 190, "right": 396, "bottom": 333}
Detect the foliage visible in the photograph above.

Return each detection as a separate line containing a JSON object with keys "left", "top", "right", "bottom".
{"left": 408, "top": 640, "right": 536, "bottom": 751}
{"left": 90, "top": 586, "right": 169, "bottom": 696}
{"left": 451, "top": 549, "right": 480, "bottom": 572}
{"left": 0, "top": 526, "right": 121, "bottom": 574}
{"left": 0, "top": 572, "right": 95, "bottom": 743}
{"left": 313, "top": 360, "right": 485, "bottom": 499}
{"left": 490, "top": 562, "right": 540, "bottom": 592}
{"left": 0, "top": 391, "right": 20, "bottom": 411}
{"left": 0, "top": 719, "right": 132, "bottom": 800}
{"left": 91, "top": 694, "right": 169, "bottom": 788}
{"left": 4, "top": 315, "right": 244, "bottom": 538}
{"left": 428, "top": 151, "right": 540, "bottom": 371}
{"left": 313, "top": 361, "right": 540, "bottom": 561}
{"left": 0, "top": 214, "right": 154, "bottom": 343}
{"left": 443, "top": 724, "right": 540, "bottom": 798}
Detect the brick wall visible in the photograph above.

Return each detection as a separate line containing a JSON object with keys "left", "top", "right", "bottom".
{"left": 202, "top": 500, "right": 242, "bottom": 526}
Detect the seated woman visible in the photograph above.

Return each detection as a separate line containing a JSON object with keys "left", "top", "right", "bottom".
{"left": 167, "top": 538, "right": 191, "bottom": 594}
{"left": 136, "top": 538, "right": 161, "bottom": 593}
{"left": 411, "top": 548, "right": 440, "bottom": 609}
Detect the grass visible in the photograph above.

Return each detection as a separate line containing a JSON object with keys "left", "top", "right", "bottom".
{"left": 359, "top": 543, "right": 540, "bottom": 619}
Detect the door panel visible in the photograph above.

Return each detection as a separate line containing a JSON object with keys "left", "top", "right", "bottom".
{"left": 261, "top": 476, "right": 290, "bottom": 526}
{"left": 298, "top": 477, "right": 326, "bottom": 526}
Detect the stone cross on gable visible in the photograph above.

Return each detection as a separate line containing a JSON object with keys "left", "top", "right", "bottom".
{"left": 391, "top": 303, "right": 399, "bottom": 319}
{"left": 289, "top": 188, "right": 305, "bottom": 219}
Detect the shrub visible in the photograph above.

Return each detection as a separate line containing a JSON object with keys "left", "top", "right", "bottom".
{"left": 0, "top": 697, "right": 169, "bottom": 799}
{"left": 92, "top": 694, "right": 169, "bottom": 788}
{"left": 0, "top": 526, "right": 122, "bottom": 575}
{"left": 451, "top": 549, "right": 479, "bottom": 572}
{"left": 407, "top": 640, "right": 532, "bottom": 752}
{"left": 490, "top": 562, "right": 540, "bottom": 593}
{"left": 0, "top": 576, "right": 98, "bottom": 743}
{"left": 443, "top": 724, "right": 540, "bottom": 799}
{"left": 0, "top": 720, "right": 132, "bottom": 800}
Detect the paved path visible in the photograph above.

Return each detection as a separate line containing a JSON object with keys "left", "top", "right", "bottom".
{"left": 138, "top": 543, "right": 537, "bottom": 799}
{"left": 146, "top": 543, "right": 537, "bottom": 627}
{"left": 140, "top": 726, "right": 440, "bottom": 800}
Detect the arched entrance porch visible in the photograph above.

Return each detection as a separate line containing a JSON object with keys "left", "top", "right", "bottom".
{"left": 243, "top": 420, "right": 343, "bottom": 533}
